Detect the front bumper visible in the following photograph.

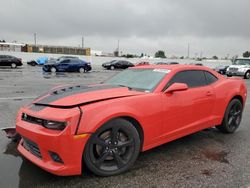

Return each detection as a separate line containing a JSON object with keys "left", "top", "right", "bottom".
{"left": 16, "top": 108, "right": 91, "bottom": 176}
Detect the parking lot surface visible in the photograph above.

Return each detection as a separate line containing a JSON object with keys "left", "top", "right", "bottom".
{"left": 0, "top": 64, "right": 249, "bottom": 188}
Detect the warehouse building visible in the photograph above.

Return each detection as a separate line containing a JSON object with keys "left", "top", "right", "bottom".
{"left": 22, "top": 44, "right": 91, "bottom": 56}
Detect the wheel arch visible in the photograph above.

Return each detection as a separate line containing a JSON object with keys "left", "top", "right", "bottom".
{"left": 221, "top": 94, "right": 244, "bottom": 122}
{"left": 231, "top": 95, "right": 243, "bottom": 105}
{"left": 119, "top": 116, "right": 144, "bottom": 151}
{"left": 89, "top": 115, "right": 144, "bottom": 151}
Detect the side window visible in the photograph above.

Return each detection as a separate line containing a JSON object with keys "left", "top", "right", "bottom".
{"left": 60, "top": 59, "right": 70, "bottom": 64}
{"left": 204, "top": 71, "right": 218, "bottom": 85}
{"left": 167, "top": 70, "right": 207, "bottom": 88}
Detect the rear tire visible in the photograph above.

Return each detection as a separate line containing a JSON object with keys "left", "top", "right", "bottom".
{"left": 11, "top": 63, "right": 17, "bottom": 69}
{"left": 216, "top": 99, "right": 243, "bottom": 133}
{"left": 244, "top": 71, "right": 250, "bottom": 79}
{"left": 84, "top": 118, "right": 140, "bottom": 176}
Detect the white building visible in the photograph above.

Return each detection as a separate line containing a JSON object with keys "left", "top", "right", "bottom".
{"left": 0, "top": 42, "right": 25, "bottom": 52}
{"left": 91, "top": 50, "right": 103, "bottom": 56}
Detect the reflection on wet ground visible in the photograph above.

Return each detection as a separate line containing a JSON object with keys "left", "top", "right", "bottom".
{"left": 0, "top": 64, "right": 250, "bottom": 188}
{"left": 202, "top": 149, "right": 229, "bottom": 164}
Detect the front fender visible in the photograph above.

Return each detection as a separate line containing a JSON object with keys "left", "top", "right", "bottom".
{"left": 77, "top": 103, "right": 142, "bottom": 134}
{"left": 76, "top": 94, "right": 163, "bottom": 148}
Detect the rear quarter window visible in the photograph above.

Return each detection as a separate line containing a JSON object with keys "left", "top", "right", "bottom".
{"left": 204, "top": 71, "right": 218, "bottom": 85}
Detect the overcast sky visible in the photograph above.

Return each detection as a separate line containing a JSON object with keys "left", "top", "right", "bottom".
{"left": 1, "top": 0, "right": 250, "bottom": 57}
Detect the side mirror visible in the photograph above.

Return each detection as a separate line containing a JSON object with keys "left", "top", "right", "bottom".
{"left": 165, "top": 83, "right": 188, "bottom": 93}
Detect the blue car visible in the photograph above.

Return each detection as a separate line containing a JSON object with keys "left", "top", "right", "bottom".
{"left": 27, "top": 56, "right": 49, "bottom": 66}
{"left": 43, "top": 58, "right": 92, "bottom": 73}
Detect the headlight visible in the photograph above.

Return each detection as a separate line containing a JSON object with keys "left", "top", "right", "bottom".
{"left": 43, "top": 120, "right": 67, "bottom": 130}
{"left": 22, "top": 113, "right": 67, "bottom": 131}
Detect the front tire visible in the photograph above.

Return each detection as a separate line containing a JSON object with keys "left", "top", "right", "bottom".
{"left": 244, "top": 71, "right": 250, "bottom": 79}
{"left": 216, "top": 99, "right": 243, "bottom": 133}
{"left": 84, "top": 118, "right": 140, "bottom": 176}
{"left": 79, "top": 67, "right": 85, "bottom": 73}
{"left": 110, "top": 65, "right": 115, "bottom": 70}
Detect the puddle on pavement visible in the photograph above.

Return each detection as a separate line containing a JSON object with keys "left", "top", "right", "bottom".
{"left": 0, "top": 138, "right": 63, "bottom": 187}
{"left": 202, "top": 150, "right": 229, "bottom": 164}
{"left": 42, "top": 72, "right": 94, "bottom": 79}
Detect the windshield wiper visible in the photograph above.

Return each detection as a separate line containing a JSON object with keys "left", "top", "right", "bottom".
{"left": 118, "top": 84, "right": 133, "bottom": 90}
{"left": 117, "top": 84, "right": 147, "bottom": 92}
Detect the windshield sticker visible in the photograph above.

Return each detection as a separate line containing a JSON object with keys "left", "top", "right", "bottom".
{"left": 153, "top": 69, "right": 171, "bottom": 73}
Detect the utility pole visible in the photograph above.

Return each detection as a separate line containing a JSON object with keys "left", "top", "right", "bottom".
{"left": 187, "top": 43, "right": 190, "bottom": 58}
{"left": 82, "top": 36, "right": 84, "bottom": 49}
{"left": 117, "top": 39, "right": 120, "bottom": 56}
{"left": 34, "top": 33, "right": 37, "bottom": 45}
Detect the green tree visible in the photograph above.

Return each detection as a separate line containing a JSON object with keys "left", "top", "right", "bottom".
{"left": 155, "top": 50, "right": 166, "bottom": 58}
{"left": 243, "top": 51, "right": 250, "bottom": 58}
{"left": 212, "top": 55, "right": 218, "bottom": 60}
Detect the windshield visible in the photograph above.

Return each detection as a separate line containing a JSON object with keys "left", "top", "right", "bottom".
{"left": 105, "top": 68, "right": 170, "bottom": 92}
{"left": 233, "top": 59, "right": 250, "bottom": 65}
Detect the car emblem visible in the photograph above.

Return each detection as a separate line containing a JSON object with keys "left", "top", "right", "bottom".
{"left": 23, "top": 113, "right": 27, "bottom": 119}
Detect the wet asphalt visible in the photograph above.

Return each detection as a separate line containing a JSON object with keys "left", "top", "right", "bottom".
{"left": 0, "top": 64, "right": 249, "bottom": 188}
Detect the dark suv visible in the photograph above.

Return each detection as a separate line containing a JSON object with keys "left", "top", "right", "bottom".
{"left": 0, "top": 55, "right": 22, "bottom": 68}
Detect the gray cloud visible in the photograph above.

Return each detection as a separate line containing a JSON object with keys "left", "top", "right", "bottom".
{"left": 1, "top": 0, "right": 250, "bottom": 57}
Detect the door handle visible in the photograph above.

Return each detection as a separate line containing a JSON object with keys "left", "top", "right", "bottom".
{"left": 206, "top": 91, "right": 212, "bottom": 96}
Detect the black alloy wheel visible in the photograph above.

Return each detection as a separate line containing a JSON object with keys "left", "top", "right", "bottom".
{"left": 84, "top": 118, "right": 140, "bottom": 176}
{"left": 216, "top": 99, "right": 243, "bottom": 133}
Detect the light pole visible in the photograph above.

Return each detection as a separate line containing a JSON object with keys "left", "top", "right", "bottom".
{"left": 82, "top": 36, "right": 84, "bottom": 49}
{"left": 34, "top": 33, "right": 37, "bottom": 45}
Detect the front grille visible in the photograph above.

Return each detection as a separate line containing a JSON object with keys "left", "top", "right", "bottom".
{"left": 229, "top": 67, "right": 238, "bottom": 71}
{"left": 22, "top": 137, "right": 42, "bottom": 159}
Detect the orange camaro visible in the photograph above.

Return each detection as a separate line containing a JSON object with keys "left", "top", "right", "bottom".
{"left": 16, "top": 65, "right": 247, "bottom": 176}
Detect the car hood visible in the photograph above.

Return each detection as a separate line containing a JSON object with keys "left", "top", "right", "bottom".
{"left": 33, "top": 84, "right": 145, "bottom": 108}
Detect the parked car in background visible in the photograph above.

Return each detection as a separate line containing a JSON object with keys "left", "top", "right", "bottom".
{"left": 15, "top": 65, "right": 247, "bottom": 176}
{"left": 43, "top": 58, "right": 91, "bottom": 73}
{"left": 0, "top": 55, "right": 22, "bottom": 68}
{"left": 155, "top": 62, "right": 179, "bottom": 65}
{"left": 27, "top": 56, "right": 49, "bottom": 66}
{"left": 189, "top": 63, "right": 203, "bottom": 66}
{"left": 214, "top": 65, "right": 229, "bottom": 75}
{"left": 135, "top": 61, "right": 150, "bottom": 66}
{"left": 45, "top": 56, "right": 79, "bottom": 65}
{"left": 102, "top": 60, "right": 134, "bottom": 70}
{"left": 226, "top": 58, "right": 250, "bottom": 79}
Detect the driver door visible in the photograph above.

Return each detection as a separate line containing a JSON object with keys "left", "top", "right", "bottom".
{"left": 57, "top": 59, "right": 71, "bottom": 71}
{"left": 162, "top": 70, "right": 215, "bottom": 137}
